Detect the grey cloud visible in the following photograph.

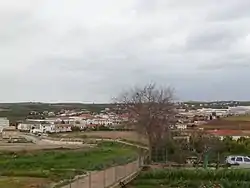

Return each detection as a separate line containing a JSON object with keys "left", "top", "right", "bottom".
{"left": 1, "top": 0, "right": 250, "bottom": 102}
{"left": 208, "top": 0, "right": 250, "bottom": 21}
{"left": 0, "top": 11, "right": 39, "bottom": 46}
{"left": 197, "top": 53, "right": 250, "bottom": 70}
{"left": 185, "top": 25, "right": 243, "bottom": 51}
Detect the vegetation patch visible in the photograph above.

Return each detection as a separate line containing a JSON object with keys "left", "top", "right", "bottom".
{"left": 224, "top": 115, "right": 250, "bottom": 121}
{"left": 0, "top": 142, "right": 138, "bottom": 186}
{"left": 130, "top": 169, "right": 250, "bottom": 188}
{"left": 0, "top": 176, "right": 51, "bottom": 188}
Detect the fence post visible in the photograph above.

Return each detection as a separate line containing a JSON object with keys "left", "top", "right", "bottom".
{"left": 125, "top": 163, "right": 128, "bottom": 177}
{"left": 103, "top": 169, "right": 106, "bottom": 188}
{"left": 138, "top": 155, "right": 141, "bottom": 168}
{"left": 133, "top": 160, "right": 136, "bottom": 172}
{"left": 69, "top": 176, "right": 72, "bottom": 188}
{"left": 138, "top": 157, "right": 140, "bottom": 169}
{"left": 114, "top": 166, "right": 117, "bottom": 182}
{"left": 76, "top": 177, "right": 79, "bottom": 188}
{"left": 89, "top": 172, "right": 92, "bottom": 188}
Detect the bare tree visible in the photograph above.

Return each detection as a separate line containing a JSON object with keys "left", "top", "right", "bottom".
{"left": 114, "top": 83, "right": 177, "bottom": 162}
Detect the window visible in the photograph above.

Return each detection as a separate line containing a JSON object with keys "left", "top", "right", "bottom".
{"left": 236, "top": 157, "right": 243, "bottom": 162}
{"left": 231, "top": 157, "right": 235, "bottom": 161}
{"left": 244, "top": 157, "right": 250, "bottom": 162}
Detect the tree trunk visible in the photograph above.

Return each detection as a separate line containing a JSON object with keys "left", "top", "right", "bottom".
{"left": 216, "top": 152, "right": 220, "bottom": 169}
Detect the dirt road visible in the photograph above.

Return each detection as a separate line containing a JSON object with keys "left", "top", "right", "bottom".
{"left": 0, "top": 134, "right": 89, "bottom": 151}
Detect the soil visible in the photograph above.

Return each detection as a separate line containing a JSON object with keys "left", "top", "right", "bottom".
{"left": 201, "top": 119, "right": 250, "bottom": 130}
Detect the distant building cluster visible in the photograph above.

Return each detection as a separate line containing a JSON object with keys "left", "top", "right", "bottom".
{"left": 17, "top": 109, "right": 129, "bottom": 134}
{"left": 1, "top": 102, "right": 250, "bottom": 140}
{"left": 175, "top": 106, "right": 250, "bottom": 130}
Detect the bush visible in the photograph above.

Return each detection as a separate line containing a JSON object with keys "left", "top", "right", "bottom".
{"left": 131, "top": 169, "right": 250, "bottom": 188}
{"left": 71, "top": 126, "right": 81, "bottom": 132}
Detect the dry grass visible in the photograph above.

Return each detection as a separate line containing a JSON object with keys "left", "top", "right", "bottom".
{"left": 0, "top": 177, "right": 51, "bottom": 188}
{"left": 51, "top": 131, "right": 148, "bottom": 144}
{"left": 224, "top": 115, "right": 250, "bottom": 121}
{"left": 0, "top": 143, "right": 85, "bottom": 151}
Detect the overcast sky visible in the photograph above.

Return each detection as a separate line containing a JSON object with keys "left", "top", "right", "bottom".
{"left": 0, "top": 0, "right": 250, "bottom": 103}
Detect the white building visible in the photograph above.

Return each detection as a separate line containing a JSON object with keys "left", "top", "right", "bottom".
{"left": 30, "top": 123, "right": 54, "bottom": 134}
{"left": 0, "top": 117, "right": 9, "bottom": 132}
{"left": 229, "top": 106, "right": 250, "bottom": 115}
{"left": 17, "top": 123, "right": 33, "bottom": 131}
{"left": 176, "top": 124, "right": 187, "bottom": 130}
{"left": 53, "top": 124, "right": 72, "bottom": 133}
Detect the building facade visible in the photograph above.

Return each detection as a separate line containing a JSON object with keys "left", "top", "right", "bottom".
{"left": 0, "top": 117, "right": 9, "bottom": 132}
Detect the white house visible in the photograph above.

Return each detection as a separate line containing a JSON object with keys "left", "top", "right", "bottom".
{"left": 176, "top": 124, "right": 187, "bottom": 130}
{"left": 93, "top": 117, "right": 113, "bottom": 126}
{"left": 30, "top": 123, "right": 54, "bottom": 134}
{"left": 0, "top": 118, "right": 10, "bottom": 132}
{"left": 17, "top": 123, "right": 33, "bottom": 131}
{"left": 54, "top": 124, "right": 72, "bottom": 133}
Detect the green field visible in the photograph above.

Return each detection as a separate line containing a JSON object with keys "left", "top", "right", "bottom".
{"left": 0, "top": 142, "right": 138, "bottom": 187}
{"left": 130, "top": 169, "right": 250, "bottom": 188}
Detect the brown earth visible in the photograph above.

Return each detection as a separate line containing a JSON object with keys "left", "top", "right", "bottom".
{"left": 52, "top": 131, "right": 147, "bottom": 144}
{"left": 201, "top": 119, "right": 250, "bottom": 130}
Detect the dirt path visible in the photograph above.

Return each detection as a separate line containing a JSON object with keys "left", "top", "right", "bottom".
{"left": 61, "top": 160, "right": 140, "bottom": 188}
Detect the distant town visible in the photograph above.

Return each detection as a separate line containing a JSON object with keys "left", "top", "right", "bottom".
{"left": 1, "top": 101, "right": 250, "bottom": 141}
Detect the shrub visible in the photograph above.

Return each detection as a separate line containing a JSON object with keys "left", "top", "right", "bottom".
{"left": 131, "top": 169, "right": 250, "bottom": 188}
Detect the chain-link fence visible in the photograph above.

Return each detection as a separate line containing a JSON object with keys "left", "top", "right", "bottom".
{"left": 58, "top": 156, "right": 144, "bottom": 188}
{"left": 148, "top": 145, "right": 230, "bottom": 168}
